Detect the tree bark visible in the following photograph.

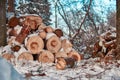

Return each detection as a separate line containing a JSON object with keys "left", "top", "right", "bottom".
{"left": 116, "top": 0, "right": 120, "bottom": 59}
{"left": 0, "top": 0, "right": 7, "bottom": 46}
{"left": 8, "top": 0, "right": 15, "bottom": 12}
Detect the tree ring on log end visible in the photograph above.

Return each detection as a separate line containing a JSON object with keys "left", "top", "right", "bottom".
{"left": 26, "top": 36, "right": 44, "bottom": 54}
{"left": 38, "top": 50, "right": 54, "bottom": 63}
{"left": 46, "top": 36, "right": 61, "bottom": 53}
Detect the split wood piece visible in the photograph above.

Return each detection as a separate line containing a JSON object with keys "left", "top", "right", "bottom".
{"left": 44, "top": 26, "right": 53, "bottom": 33}
{"left": 8, "top": 28, "right": 17, "bottom": 36}
{"left": 39, "top": 30, "right": 47, "bottom": 39}
{"left": 56, "top": 57, "right": 76, "bottom": 70}
{"left": 104, "top": 39, "right": 116, "bottom": 48}
{"left": 104, "top": 49, "right": 115, "bottom": 63}
{"left": 93, "top": 41, "right": 102, "bottom": 53}
{"left": 25, "top": 15, "right": 42, "bottom": 27}
{"left": 67, "top": 50, "right": 81, "bottom": 61}
{"left": 55, "top": 51, "right": 68, "bottom": 58}
{"left": 54, "top": 29, "right": 63, "bottom": 38}
{"left": 95, "top": 52, "right": 105, "bottom": 58}
{"left": 11, "top": 45, "right": 21, "bottom": 52}
{"left": 23, "top": 18, "right": 37, "bottom": 30}
{"left": 8, "top": 16, "right": 19, "bottom": 28}
{"left": 61, "top": 39, "right": 73, "bottom": 53}
{"left": 104, "top": 36, "right": 116, "bottom": 42}
{"left": 18, "top": 52, "right": 33, "bottom": 61}
{"left": 2, "top": 53, "right": 15, "bottom": 61}
{"left": 26, "top": 36, "right": 44, "bottom": 54}
{"left": 46, "top": 35, "right": 61, "bottom": 53}
{"left": 100, "top": 31, "right": 116, "bottom": 42}
{"left": 38, "top": 50, "right": 54, "bottom": 63}
{"left": 15, "top": 26, "right": 31, "bottom": 44}
{"left": 38, "top": 23, "right": 46, "bottom": 30}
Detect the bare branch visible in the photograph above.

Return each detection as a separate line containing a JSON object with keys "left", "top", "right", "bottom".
{"left": 71, "top": 0, "right": 92, "bottom": 40}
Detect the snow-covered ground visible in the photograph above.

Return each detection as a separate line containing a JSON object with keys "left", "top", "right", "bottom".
{"left": 14, "top": 58, "right": 120, "bottom": 80}
{"left": 0, "top": 56, "right": 119, "bottom": 80}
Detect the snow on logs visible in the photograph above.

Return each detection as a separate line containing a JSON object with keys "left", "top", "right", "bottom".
{"left": 18, "top": 52, "right": 33, "bottom": 61}
{"left": 3, "top": 15, "right": 82, "bottom": 70}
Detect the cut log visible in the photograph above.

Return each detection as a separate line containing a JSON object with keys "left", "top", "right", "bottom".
{"left": 38, "top": 50, "right": 54, "bottom": 63}
{"left": 8, "top": 29, "right": 17, "bottom": 36}
{"left": 104, "top": 39, "right": 116, "bottom": 48}
{"left": 56, "top": 57, "right": 76, "bottom": 70}
{"left": 8, "top": 16, "right": 19, "bottom": 28}
{"left": 15, "top": 26, "right": 31, "bottom": 44}
{"left": 93, "top": 41, "right": 102, "bottom": 53}
{"left": 100, "top": 31, "right": 116, "bottom": 42}
{"left": 67, "top": 50, "right": 81, "bottom": 61}
{"left": 55, "top": 51, "right": 68, "bottom": 58}
{"left": 26, "top": 36, "right": 44, "bottom": 54}
{"left": 11, "top": 45, "right": 21, "bottom": 52}
{"left": 2, "top": 53, "right": 15, "bottom": 61}
{"left": 25, "top": 15, "right": 42, "bottom": 26}
{"left": 18, "top": 52, "right": 33, "bottom": 61}
{"left": 46, "top": 35, "right": 61, "bottom": 53}
{"left": 54, "top": 29, "right": 63, "bottom": 38}
{"left": 23, "top": 18, "right": 37, "bottom": 30}
{"left": 61, "top": 39, "right": 72, "bottom": 53}
{"left": 44, "top": 26, "right": 53, "bottom": 33}
{"left": 38, "top": 23, "right": 46, "bottom": 30}
{"left": 39, "top": 30, "right": 47, "bottom": 39}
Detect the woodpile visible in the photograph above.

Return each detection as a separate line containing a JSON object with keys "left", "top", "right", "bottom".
{"left": 92, "top": 29, "right": 117, "bottom": 61}
{"left": 2, "top": 14, "right": 82, "bottom": 70}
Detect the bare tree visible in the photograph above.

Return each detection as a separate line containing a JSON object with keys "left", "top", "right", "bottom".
{"left": 0, "top": 0, "right": 7, "bottom": 46}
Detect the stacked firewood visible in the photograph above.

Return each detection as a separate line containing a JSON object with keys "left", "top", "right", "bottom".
{"left": 2, "top": 14, "right": 82, "bottom": 70}
{"left": 92, "top": 29, "right": 117, "bottom": 61}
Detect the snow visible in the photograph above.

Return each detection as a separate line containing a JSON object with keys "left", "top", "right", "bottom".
{"left": 0, "top": 45, "right": 120, "bottom": 80}
{"left": 46, "top": 33, "right": 56, "bottom": 40}
{"left": 19, "top": 14, "right": 39, "bottom": 17}
{"left": 12, "top": 58, "right": 120, "bottom": 80}
{"left": 0, "top": 57, "right": 24, "bottom": 80}
{"left": 14, "top": 25, "right": 23, "bottom": 35}
{"left": 2, "top": 45, "right": 13, "bottom": 54}
{"left": 14, "top": 45, "right": 28, "bottom": 59}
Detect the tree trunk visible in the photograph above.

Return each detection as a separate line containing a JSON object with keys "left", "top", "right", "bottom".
{"left": 0, "top": 0, "right": 7, "bottom": 46}
{"left": 116, "top": 0, "right": 120, "bottom": 59}
{"left": 8, "top": 0, "right": 15, "bottom": 12}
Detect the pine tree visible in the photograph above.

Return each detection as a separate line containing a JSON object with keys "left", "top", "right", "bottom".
{"left": 16, "top": 0, "right": 51, "bottom": 25}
